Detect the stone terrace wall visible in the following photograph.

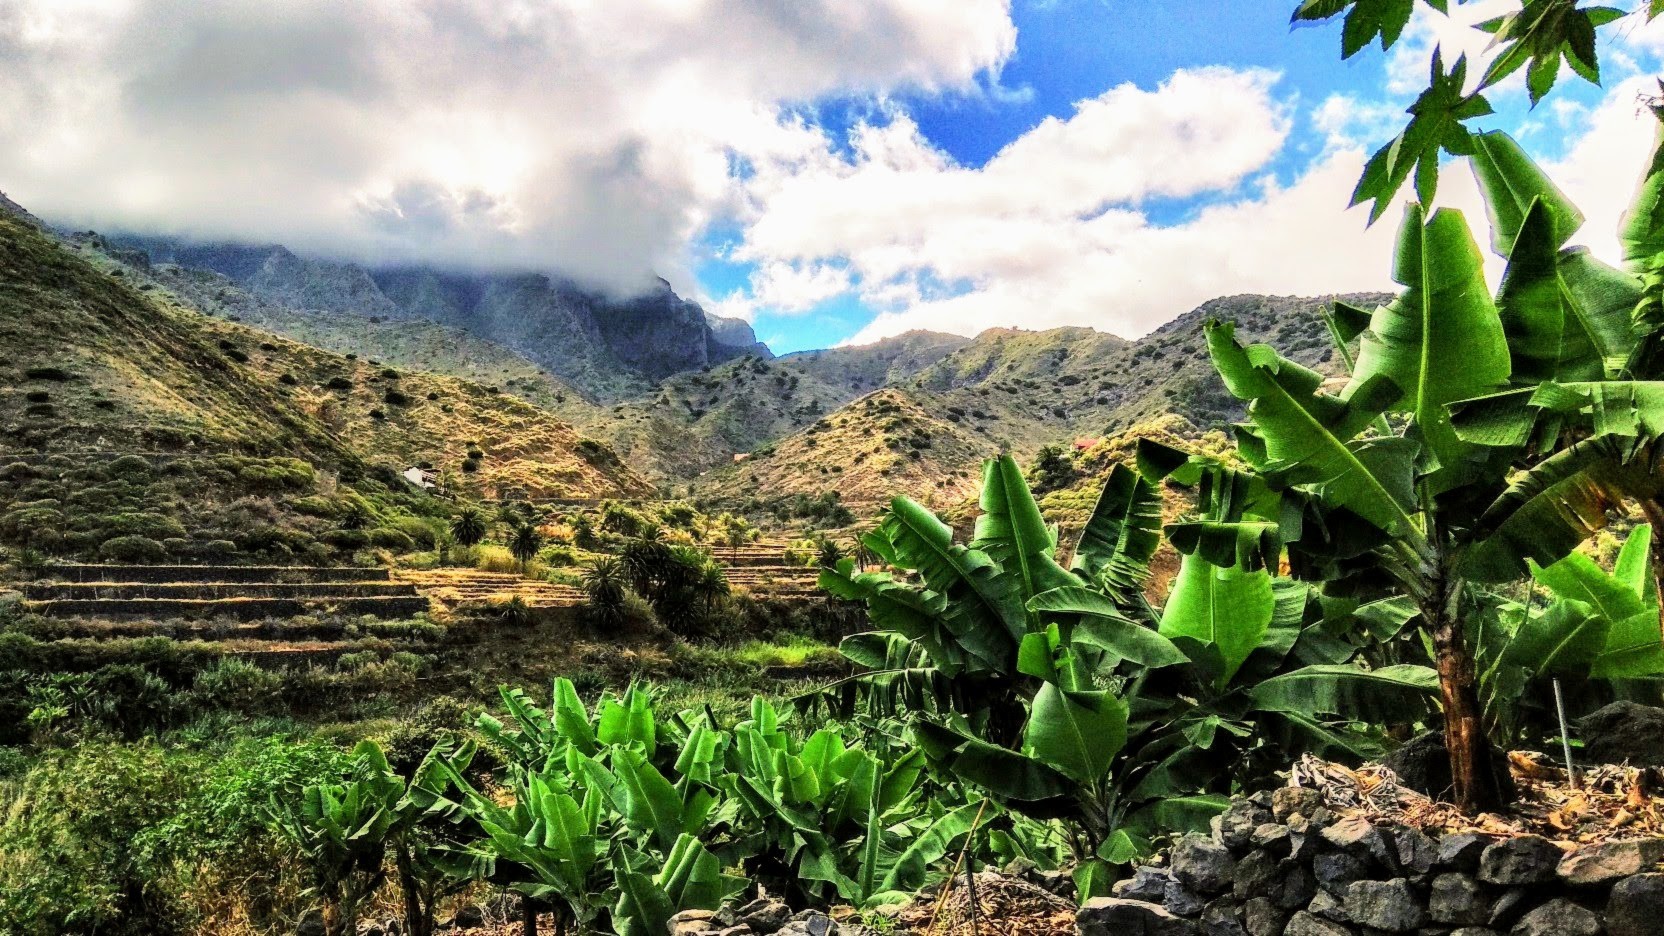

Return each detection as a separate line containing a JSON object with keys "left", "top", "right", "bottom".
{"left": 1078, "top": 788, "right": 1664, "bottom": 936}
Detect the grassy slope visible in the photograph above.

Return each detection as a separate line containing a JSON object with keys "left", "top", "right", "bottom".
{"left": 6, "top": 219, "right": 651, "bottom": 501}
{"left": 693, "top": 388, "right": 994, "bottom": 511}
{"left": 690, "top": 293, "right": 1389, "bottom": 509}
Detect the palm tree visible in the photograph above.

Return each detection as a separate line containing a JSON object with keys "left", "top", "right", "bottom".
{"left": 449, "top": 507, "right": 488, "bottom": 549}
{"left": 581, "top": 558, "right": 629, "bottom": 627}
{"left": 815, "top": 538, "right": 845, "bottom": 569}
{"left": 508, "top": 523, "right": 543, "bottom": 573}
{"left": 692, "top": 562, "right": 730, "bottom": 614}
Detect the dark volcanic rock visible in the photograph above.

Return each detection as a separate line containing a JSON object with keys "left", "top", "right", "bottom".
{"left": 1429, "top": 872, "right": 1491, "bottom": 926}
{"left": 1437, "top": 833, "right": 1497, "bottom": 872}
{"left": 1171, "top": 835, "right": 1237, "bottom": 895}
{"left": 1558, "top": 838, "right": 1664, "bottom": 887}
{"left": 1607, "top": 872, "right": 1664, "bottom": 936}
{"left": 1478, "top": 836, "right": 1563, "bottom": 886}
{"left": 1344, "top": 878, "right": 1426, "bottom": 932}
{"left": 1284, "top": 910, "right": 1351, "bottom": 936}
{"left": 1116, "top": 866, "right": 1177, "bottom": 903}
{"left": 1579, "top": 701, "right": 1664, "bottom": 766}
{"left": 1077, "top": 897, "right": 1198, "bottom": 936}
{"left": 1509, "top": 898, "right": 1601, "bottom": 936}
{"left": 1383, "top": 731, "right": 1515, "bottom": 800}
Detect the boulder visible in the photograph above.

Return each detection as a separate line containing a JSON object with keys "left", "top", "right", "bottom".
{"left": 1272, "top": 787, "right": 1325, "bottom": 821}
{"left": 1241, "top": 898, "right": 1286, "bottom": 936}
{"left": 1313, "top": 852, "right": 1371, "bottom": 894}
{"left": 1383, "top": 730, "right": 1515, "bottom": 800}
{"left": 1321, "top": 817, "right": 1397, "bottom": 869}
{"left": 1437, "top": 833, "right": 1496, "bottom": 872}
{"left": 735, "top": 898, "right": 793, "bottom": 934}
{"left": 1197, "top": 899, "right": 1246, "bottom": 936}
{"left": 1171, "top": 835, "right": 1237, "bottom": 895}
{"left": 1116, "top": 866, "right": 1177, "bottom": 904}
{"left": 1509, "top": 898, "right": 1601, "bottom": 936}
{"left": 1307, "top": 889, "right": 1349, "bottom": 923}
{"left": 1557, "top": 837, "right": 1664, "bottom": 887}
{"left": 1077, "top": 897, "right": 1199, "bottom": 936}
{"left": 1478, "top": 836, "right": 1564, "bottom": 886}
{"left": 1344, "top": 878, "right": 1426, "bottom": 932}
{"left": 670, "top": 910, "right": 724, "bottom": 936}
{"left": 1579, "top": 701, "right": 1664, "bottom": 766}
{"left": 1215, "top": 800, "right": 1272, "bottom": 851}
{"left": 1429, "top": 872, "right": 1491, "bottom": 926}
{"left": 1163, "top": 880, "right": 1208, "bottom": 918}
{"left": 1606, "top": 872, "right": 1664, "bottom": 936}
{"left": 1283, "top": 911, "right": 1351, "bottom": 936}
{"left": 447, "top": 905, "right": 485, "bottom": 929}
{"left": 1394, "top": 827, "right": 1438, "bottom": 878}
{"left": 1249, "top": 823, "right": 1291, "bottom": 856}
{"left": 775, "top": 911, "right": 836, "bottom": 936}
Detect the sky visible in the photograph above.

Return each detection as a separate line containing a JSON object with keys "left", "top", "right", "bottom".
{"left": 2, "top": 1, "right": 1663, "bottom": 354}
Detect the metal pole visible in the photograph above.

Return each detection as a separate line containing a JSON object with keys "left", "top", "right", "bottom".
{"left": 1553, "top": 677, "right": 1579, "bottom": 790}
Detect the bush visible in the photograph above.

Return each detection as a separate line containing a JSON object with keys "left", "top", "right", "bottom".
{"left": 366, "top": 527, "right": 415, "bottom": 552}
{"left": 191, "top": 658, "right": 282, "bottom": 713}
{"left": 23, "top": 366, "right": 71, "bottom": 381}
{"left": 99, "top": 535, "right": 168, "bottom": 563}
{"left": 326, "top": 376, "right": 353, "bottom": 391}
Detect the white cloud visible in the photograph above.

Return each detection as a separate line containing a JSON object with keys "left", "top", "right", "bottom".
{"left": 0, "top": 0, "right": 1015, "bottom": 295}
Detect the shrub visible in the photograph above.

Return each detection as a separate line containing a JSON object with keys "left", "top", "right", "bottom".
{"left": 384, "top": 389, "right": 410, "bottom": 406}
{"left": 23, "top": 390, "right": 49, "bottom": 403}
{"left": 366, "top": 527, "right": 415, "bottom": 552}
{"left": 368, "top": 408, "right": 387, "bottom": 420}
{"left": 23, "top": 366, "right": 71, "bottom": 381}
{"left": 191, "top": 658, "right": 282, "bottom": 713}
{"left": 326, "top": 376, "right": 353, "bottom": 391}
{"left": 99, "top": 535, "right": 168, "bottom": 563}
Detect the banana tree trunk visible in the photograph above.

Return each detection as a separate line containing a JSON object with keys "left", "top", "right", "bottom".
{"left": 1426, "top": 578, "right": 1506, "bottom": 814}
{"left": 1641, "top": 499, "right": 1664, "bottom": 634}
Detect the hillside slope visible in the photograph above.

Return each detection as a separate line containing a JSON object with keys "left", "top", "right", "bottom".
{"left": 690, "top": 293, "right": 1389, "bottom": 508}
{"left": 8, "top": 217, "right": 651, "bottom": 502}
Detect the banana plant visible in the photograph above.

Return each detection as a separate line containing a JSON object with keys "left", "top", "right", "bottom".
{"left": 268, "top": 740, "right": 402, "bottom": 936}
{"left": 826, "top": 454, "right": 1439, "bottom": 893}
{"left": 1476, "top": 524, "right": 1664, "bottom": 746}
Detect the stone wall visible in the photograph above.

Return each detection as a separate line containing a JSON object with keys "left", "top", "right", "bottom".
{"left": 1078, "top": 788, "right": 1664, "bottom": 936}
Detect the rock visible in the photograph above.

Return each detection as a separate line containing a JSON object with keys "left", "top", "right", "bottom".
{"left": 1273, "top": 787, "right": 1325, "bottom": 821}
{"left": 1198, "top": 899, "right": 1247, "bottom": 936}
{"left": 1557, "top": 837, "right": 1664, "bottom": 887}
{"left": 1285, "top": 911, "right": 1352, "bottom": 936}
{"left": 1450, "top": 930, "right": 1503, "bottom": 936}
{"left": 1322, "top": 817, "right": 1398, "bottom": 869}
{"left": 1478, "top": 836, "right": 1563, "bottom": 886}
{"left": 1232, "top": 850, "right": 1280, "bottom": 901}
{"left": 1344, "top": 879, "right": 1427, "bottom": 932}
{"left": 1429, "top": 873, "right": 1490, "bottom": 926}
{"left": 1241, "top": 898, "right": 1286, "bottom": 936}
{"left": 1383, "top": 731, "right": 1515, "bottom": 801}
{"left": 1607, "top": 872, "right": 1664, "bottom": 936}
{"left": 1509, "top": 898, "right": 1600, "bottom": 936}
{"left": 1164, "top": 880, "right": 1208, "bottom": 917}
{"left": 1077, "top": 897, "right": 1199, "bottom": 936}
{"left": 1395, "top": 828, "right": 1438, "bottom": 878}
{"left": 1216, "top": 800, "right": 1273, "bottom": 851}
{"left": 1308, "top": 889, "right": 1349, "bottom": 923}
{"left": 776, "top": 912, "right": 836, "bottom": 936}
{"left": 1037, "top": 869, "right": 1076, "bottom": 900}
{"left": 1580, "top": 701, "right": 1664, "bottom": 766}
{"left": 1116, "top": 866, "right": 1177, "bottom": 903}
{"left": 448, "top": 905, "right": 485, "bottom": 929}
{"left": 1314, "top": 852, "right": 1371, "bottom": 894}
{"left": 1437, "top": 834, "right": 1496, "bottom": 872}
{"left": 671, "top": 910, "right": 723, "bottom": 936}
{"left": 1250, "top": 823, "right": 1292, "bottom": 856}
{"left": 1171, "top": 835, "right": 1237, "bottom": 895}
{"left": 1275, "top": 862, "right": 1318, "bottom": 910}
{"left": 297, "top": 910, "right": 327, "bottom": 936}
{"left": 735, "top": 898, "right": 793, "bottom": 934}
{"left": 1488, "top": 889, "right": 1531, "bottom": 929}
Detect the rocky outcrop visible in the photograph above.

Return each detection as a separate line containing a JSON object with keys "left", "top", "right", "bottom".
{"left": 0, "top": 191, "right": 45, "bottom": 230}
{"left": 1579, "top": 701, "right": 1664, "bottom": 767}
{"left": 105, "top": 234, "right": 769, "bottom": 397}
{"left": 1091, "top": 788, "right": 1664, "bottom": 936}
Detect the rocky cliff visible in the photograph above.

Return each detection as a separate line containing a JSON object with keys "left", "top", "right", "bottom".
{"left": 108, "top": 235, "right": 768, "bottom": 399}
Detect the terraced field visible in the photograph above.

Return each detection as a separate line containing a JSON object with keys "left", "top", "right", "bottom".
{"left": 394, "top": 568, "right": 586, "bottom": 611}
{"left": 23, "top": 564, "right": 430, "bottom": 619}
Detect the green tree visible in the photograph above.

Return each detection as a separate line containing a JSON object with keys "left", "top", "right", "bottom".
{"left": 582, "top": 557, "right": 630, "bottom": 627}
{"left": 449, "top": 507, "right": 488, "bottom": 549}
{"left": 509, "top": 524, "right": 543, "bottom": 573}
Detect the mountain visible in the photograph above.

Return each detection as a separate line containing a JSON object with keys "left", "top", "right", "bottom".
{"left": 6, "top": 215, "right": 651, "bottom": 503}
{"left": 687, "top": 293, "right": 1390, "bottom": 509}
{"left": 108, "top": 235, "right": 767, "bottom": 399}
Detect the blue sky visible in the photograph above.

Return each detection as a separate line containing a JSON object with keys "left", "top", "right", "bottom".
{"left": 5, "top": 0, "right": 1656, "bottom": 354}
{"left": 701, "top": 0, "right": 1651, "bottom": 353}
